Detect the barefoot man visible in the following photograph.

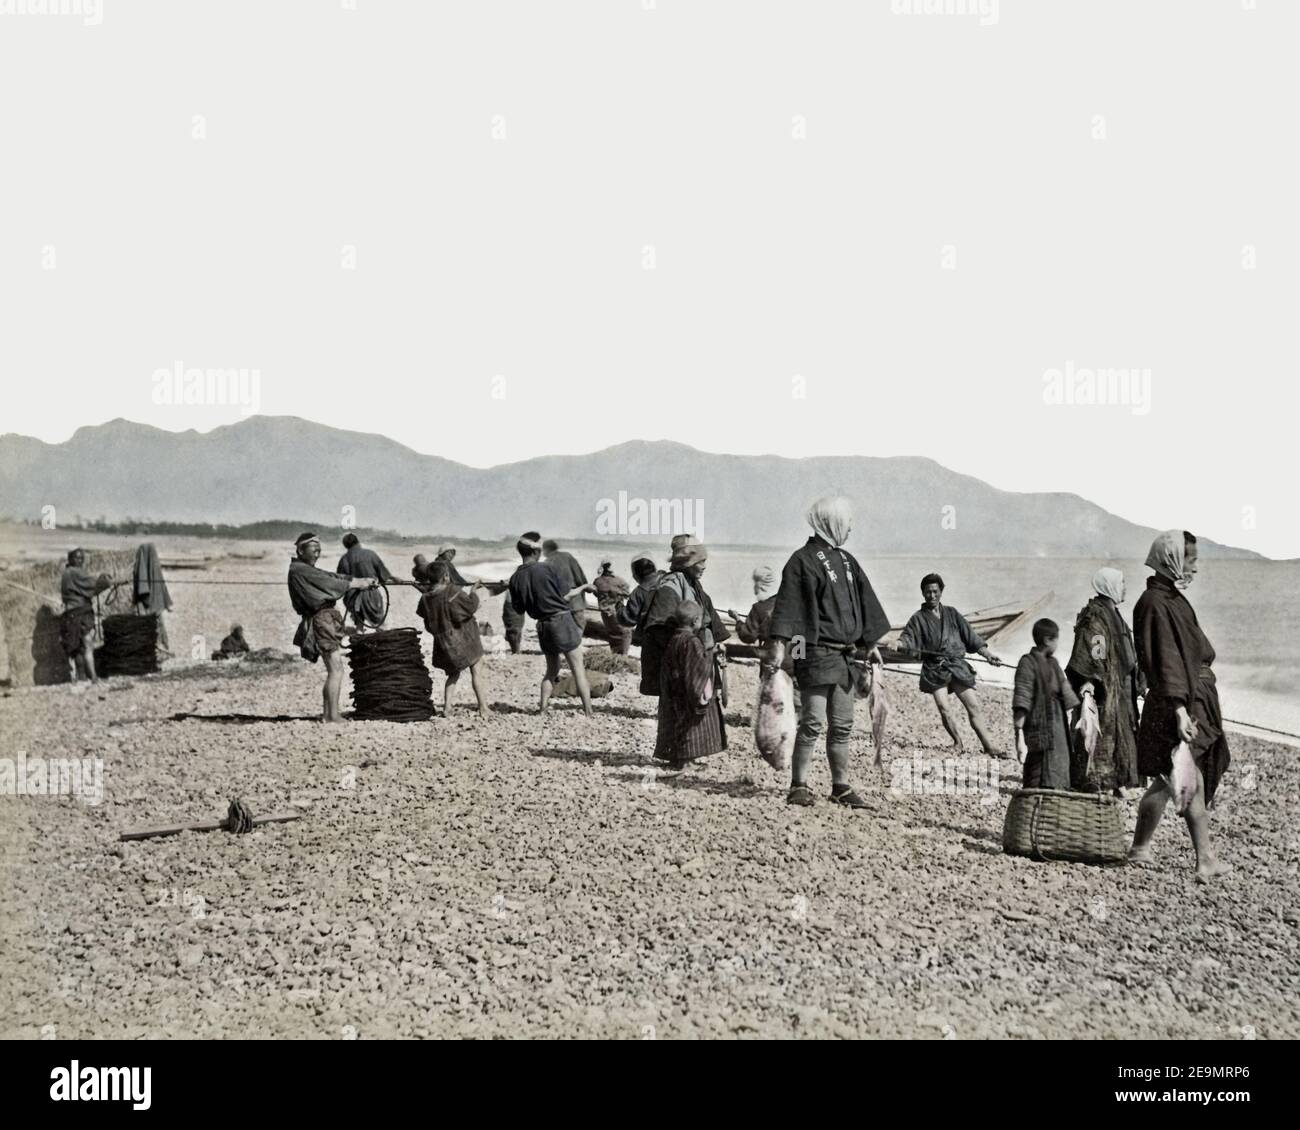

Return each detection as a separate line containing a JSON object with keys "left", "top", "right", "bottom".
{"left": 898, "top": 573, "right": 1005, "bottom": 756}
{"left": 288, "top": 531, "right": 378, "bottom": 722}
{"left": 508, "top": 532, "right": 594, "bottom": 716}
{"left": 1128, "top": 530, "right": 1232, "bottom": 882}
{"left": 60, "top": 548, "right": 113, "bottom": 684}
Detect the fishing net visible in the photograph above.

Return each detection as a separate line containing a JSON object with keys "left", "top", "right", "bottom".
{"left": 96, "top": 613, "right": 161, "bottom": 676}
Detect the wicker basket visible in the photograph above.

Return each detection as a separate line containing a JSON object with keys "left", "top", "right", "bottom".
{"left": 1002, "top": 788, "right": 1127, "bottom": 865}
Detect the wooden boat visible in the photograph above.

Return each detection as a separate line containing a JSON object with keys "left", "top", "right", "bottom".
{"left": 719, "top": 592, "right": 1054, "bottom": 662}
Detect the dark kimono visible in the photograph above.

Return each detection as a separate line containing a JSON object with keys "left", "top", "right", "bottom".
{"left": 898, "top": 605, "right": 986, "bottom": 693}
{"left": 1134, "top": 575, "right": 1230, "bottom": 804}
{"left": 768, "top": 537, "right": 890, "bottom": 691}
{"left": 60, "top": 565, "right": 111, "bottom": 656}
{"left": 544, "top": 551, "right": 588, "bottom": 617}
{"left": 734, "top": 596, "right": 793, "bottom": 674}
{"left": 417, "top": 587, "right": 483, "bottom": 674}
{"left": 1066, "top": 596, "right": 1143, "bottom": 791}
{"left": 640, "top": 569, "right": 729, "bottom": 696}
{"left": 593, "top": 572, "right": 632, "bottom": 653}
{"left": 643, "top": 569, "right": 730, "bottom": 759}
{"left": 287, "top": 560, "right": 352, "bottom": 662}
{"left": 657, "top": 629, "right": 727, "bottom": 765}
{"left": 337, "top": 545, "right": 394, "bottom": 626}
{"left": 1014, "top": 649, "right": 1079, "bottom": 790}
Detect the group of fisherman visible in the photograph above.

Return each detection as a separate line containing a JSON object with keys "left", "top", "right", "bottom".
{"left": 58, "top": 500, "right": 1232, "bottom": 881}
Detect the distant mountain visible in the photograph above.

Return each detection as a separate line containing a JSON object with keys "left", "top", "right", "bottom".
{"left": 0, "top": 417, "right": 1262, "bottom": 559}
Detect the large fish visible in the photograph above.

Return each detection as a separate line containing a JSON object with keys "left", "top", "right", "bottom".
{"left": 755, "top": 668, "right": 796, "bottom": 771}
{"left": 858, "top": 659, "right": 889, "bottom": 767}
{"left": 1167, "top": 739, "right": 1198, "bottom": 815}
{"left": 868, "top": 660, "right": 889, "bottom": 764}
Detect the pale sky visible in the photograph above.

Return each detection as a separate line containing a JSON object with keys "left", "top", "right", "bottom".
{"left": 2, "top": 1, "right": 1296, "bottom": 557}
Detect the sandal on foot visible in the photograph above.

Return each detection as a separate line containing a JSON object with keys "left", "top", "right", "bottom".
{"left": 786, "top": 784, "right": 815, "bottom": 807}
{"left": 830, "top": 787, "right": 868, "bottom": 809}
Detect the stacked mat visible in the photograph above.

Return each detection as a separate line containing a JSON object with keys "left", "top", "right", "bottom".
{"left": 346, "top": 627, "right": 435, "bottom": 721}
{"left": 96, "top": 614, "right": 161, "bottom": 677}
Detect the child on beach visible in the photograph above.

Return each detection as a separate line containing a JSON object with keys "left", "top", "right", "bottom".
{"left": 417, "top": 561, "right": 489, "bottom": 719}
{"left": 1012, "top": 618, "right": 1080, "bottom": 789}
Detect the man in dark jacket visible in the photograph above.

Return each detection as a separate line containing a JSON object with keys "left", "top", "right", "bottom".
{"left": 337, "top": 533, "right": 394, "bottom": 632}
{"left": 510, "top": 533, "right": 593, "bottom": 716}
{"left": 768, "top": 497, "right": 890, "bottom": 809}
{"left": 542, "top": 539, "right": 589, "bottom": 631}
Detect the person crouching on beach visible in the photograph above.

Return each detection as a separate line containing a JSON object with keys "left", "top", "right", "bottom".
{"left": 658, "top": 601, "right": 726, "bottom": 770}
{"left": 287, "top": 531, "right": 379, "bottom": 722}
{"left": 1013, "top": 619, "right": 1079, "bottom": 789}
{"left": 508, "top": 532, "right": 594, "bottom": 716}
{"left": 418, "top": 561, "right": 489, "bottom": 719}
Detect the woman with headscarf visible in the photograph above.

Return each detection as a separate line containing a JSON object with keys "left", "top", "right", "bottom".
{"left": 1065, "top": 566, "right": 1144, "bottom": 793}
{"left": 641, "top": 540, "right": 730, "bottom": 764}
{"left": 729, "top": 566, "right": 793, "bottom": 675}
{"left": 1128, "top": 530, "right": 1232, "bottom": 882}
{"left": 768, "top": 496, "right": 891, "bottom": 808}
{"left": 659, "top": 601, "right": 726, "bottom": 768}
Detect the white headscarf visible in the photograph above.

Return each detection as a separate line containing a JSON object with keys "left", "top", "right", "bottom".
{"left": 752, "top": 566, "right": 777, "bottom": 598}
{"left": 1091, "top": 566, "right": 1125, "bottom": 604}
{"left": 1145, "top": 530, "right": 1192, "bottom": 589}
{"left": 806, "top": 495, "right": 853, "bottom": 549}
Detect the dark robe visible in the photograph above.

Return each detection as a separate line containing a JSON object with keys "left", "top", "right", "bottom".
{"left": 768, "top": 537, "right": 890, "bottom": 691}
{"left": 1014, "top": 648, "right": 1078, "bottom": 790}
{"left": 132, "top": 543, "right": 172, "bottom": 613}
{"left": 593, "top": 571, "right": 631, "bottom": 653}
{"left": 734, "top": 595, "right": 794, "bottom": 674}
{"left": 898, "top": 604, "right": 986, "bottom": 693}
{"left": 337, "top": 545, "right": 393, "bottom": 625}
{"left": 639, "top": 569, "right": 729, "bottom": 696}
{"left": 544, "top": 551, "right": 588, "bottom": 617}
{"left": 656, "top": 629, "right": 727, "bottom": 764}
{"left": 1133, "top": 574, "right": 1230, "bottom": 804}
{"left": 1066, "top": 595, "right": 1143, "bottom": 791}
{"left": 417, "top": 587, "right": 483, "bottom": 674}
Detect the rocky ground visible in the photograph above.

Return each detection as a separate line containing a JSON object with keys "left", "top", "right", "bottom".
{"left": 2, "top": 615, "right": 1298, "bottom": 1039}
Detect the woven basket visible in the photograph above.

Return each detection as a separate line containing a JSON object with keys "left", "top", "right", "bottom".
{"left": 1002, "top": 788, "right": 1127, "bottom": 865}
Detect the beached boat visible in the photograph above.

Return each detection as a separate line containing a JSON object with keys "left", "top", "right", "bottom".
{"left": 719, "top": 593, "right": 1054, "bottom": 662}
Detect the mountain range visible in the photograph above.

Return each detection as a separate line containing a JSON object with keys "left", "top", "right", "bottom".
{"left": 0, "top": 417, "right": 1261, "bottom": 559}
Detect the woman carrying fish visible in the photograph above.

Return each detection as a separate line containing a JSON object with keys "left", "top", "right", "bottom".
{"left": 767, "top": 496, "right": 891, "bottom": 808}
{"left": 729, "top": 566, "right": 794, "bottom": 676}
{"left": 641, "top": 540, "right": 730, "bottom": 766}
{"left": 1128, "top": 531, "right": 1232, "bottom": 882}
{"left": 1065, "top": 567, "right": 1144, "bottom": 794}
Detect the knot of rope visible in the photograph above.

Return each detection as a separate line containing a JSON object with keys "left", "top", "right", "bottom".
{"left": 224, "top": 798, "right": 255, "bottom": 834}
